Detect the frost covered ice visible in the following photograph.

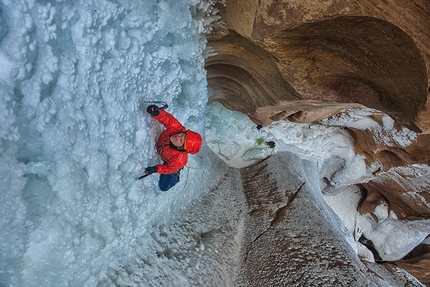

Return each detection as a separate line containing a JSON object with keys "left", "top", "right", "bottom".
{"left": 0, "top": 0, "right": 230, "bottom": 286}
{"left": 1, "top": 0, "right": 429, "bottom": 286}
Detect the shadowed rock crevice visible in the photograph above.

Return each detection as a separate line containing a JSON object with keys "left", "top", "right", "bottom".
{"left": 393, "top": 243, "right": 430, "bottom": 285}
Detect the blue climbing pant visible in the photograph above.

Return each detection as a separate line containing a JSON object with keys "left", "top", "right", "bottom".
{"left": 159, "top": 172, "right": 180, "bottom": 191}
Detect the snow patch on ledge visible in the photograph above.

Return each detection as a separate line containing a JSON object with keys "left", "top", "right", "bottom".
{"left": 321, "top": 107, "right": 417, "bottom": 147}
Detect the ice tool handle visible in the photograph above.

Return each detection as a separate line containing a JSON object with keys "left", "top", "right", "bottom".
{"left": 135, "top": 171, "right": 150, "bottom": 181}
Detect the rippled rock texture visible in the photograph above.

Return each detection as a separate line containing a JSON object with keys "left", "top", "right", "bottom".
{"left": 206, "top": 0, "right": 430, "bottom": 284}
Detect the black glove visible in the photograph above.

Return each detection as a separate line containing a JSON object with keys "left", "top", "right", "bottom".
{"left": 146, "top": 105, "right": 160, "bottom": 116}
{"left": 144, "top": 166, "right": 158, "bottom": 175}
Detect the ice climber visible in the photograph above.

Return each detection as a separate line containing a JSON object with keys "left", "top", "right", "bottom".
{"left": 144, "top": 105, "right": 203, "bottom": 191}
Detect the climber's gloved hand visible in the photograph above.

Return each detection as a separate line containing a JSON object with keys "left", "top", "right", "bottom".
{"left": 146, "top": 105, "right": 160, "bottom": 116}
{"left": 144, "top": 166, "right": 158, "bottom": 175}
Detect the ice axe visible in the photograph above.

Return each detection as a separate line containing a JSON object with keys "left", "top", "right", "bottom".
{"left": 135, "top": 172, "right": 150, "bottom": 181}
{"left": 141, "top": 101, "right": 168, "bottom": 110}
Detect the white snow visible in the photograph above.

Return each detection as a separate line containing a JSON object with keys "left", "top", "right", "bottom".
{"left": 0, "top": 0, "right": 429, "bottom": 286}
{"left": 322, "top": 107, "right": 417, "bottom": 147}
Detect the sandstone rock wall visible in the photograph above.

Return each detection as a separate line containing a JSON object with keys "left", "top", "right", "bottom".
{"left": 208, "top": 0, "right": 430, "bottom": 132}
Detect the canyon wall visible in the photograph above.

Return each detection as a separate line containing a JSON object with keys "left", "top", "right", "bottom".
{"left": 206, "top": 0, "right": 430, "bottom": 284}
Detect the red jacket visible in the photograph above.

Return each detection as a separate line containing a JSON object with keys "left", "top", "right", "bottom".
{"left": 151, "top": 110, "right": 200, "bottom": 174}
